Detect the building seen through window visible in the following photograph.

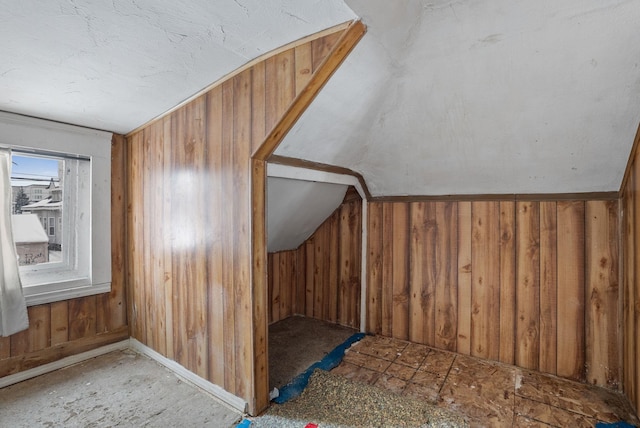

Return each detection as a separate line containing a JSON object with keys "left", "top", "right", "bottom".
{"left": 11, "top": 154, "right": 63, "bottom": 266}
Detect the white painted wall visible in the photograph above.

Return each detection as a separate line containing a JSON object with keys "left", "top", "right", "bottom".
{"left": 267, "top": 177, "right": 347, "bottom": 252}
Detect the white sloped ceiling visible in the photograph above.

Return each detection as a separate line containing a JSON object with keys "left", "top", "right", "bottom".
{"left": 276, "top": 0, "right": 640, "bottom": 196}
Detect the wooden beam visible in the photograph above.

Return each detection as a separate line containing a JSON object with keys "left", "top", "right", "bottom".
{"left": 268, "top": 154, "right": 372, "bottom": 199}
{"left": 253, "top": 20, "right": 366, "bottom": 161}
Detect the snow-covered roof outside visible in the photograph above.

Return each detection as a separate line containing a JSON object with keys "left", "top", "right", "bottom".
{"left": 22, "top": 198, "right": 62, "bottom": 209}
{"left": 12, "top": 214, "right": 48, "bottom": 244}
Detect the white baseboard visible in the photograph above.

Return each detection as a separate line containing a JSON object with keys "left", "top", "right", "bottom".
{"left": 1, "top": 338, "right": 248, "bottom": 414}
{"left": 0, "top": 339, "right": 130, "bottom": 389}
{"left": 128, "top": 338, "right": 247, "bottom": 413}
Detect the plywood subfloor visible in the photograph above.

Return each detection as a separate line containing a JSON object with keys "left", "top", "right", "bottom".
{"left": 331, "top": 335, "right": 639, "bottom": 427}
{"left": 268, "top": 316, "right": 356, "bottom": 391}
{"left": 0, "top": 349, "right": 242, "bottom": 427}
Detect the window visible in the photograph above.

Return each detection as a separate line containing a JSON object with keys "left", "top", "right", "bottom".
{"left": 0, "top": 112, "right": 112, "bottom": 306}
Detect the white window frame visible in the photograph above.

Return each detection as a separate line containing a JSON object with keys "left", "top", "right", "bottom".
{"left": 0, "top": 112, "right": 111, "bottom": 306}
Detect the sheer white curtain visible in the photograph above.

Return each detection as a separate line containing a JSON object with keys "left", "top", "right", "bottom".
{"left": 0, "top": 148, "right": 28, "bottom": 336}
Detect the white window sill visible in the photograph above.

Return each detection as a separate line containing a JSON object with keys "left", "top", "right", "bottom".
{"left": 24, "top": 281, "right": 112, "bottom": 306}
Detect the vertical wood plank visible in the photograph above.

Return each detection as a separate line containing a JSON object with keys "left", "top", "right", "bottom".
{"left": 585, "top": 200, "right": 619, "bottom": 388}
{"left": 251, "top": 158, "right": 269, "bottom": 413}
{"left": 9, "top": 327, "right": 29, "bottom": 356}
{"left": 128, "top": 131, "right": 144, "bottom": 342}
{"left": 99, "top": 133, "right": 127, "bottom": 333}
{"left": 516, "top": 201, "right": 540, "bottom": 370}
{"left": 152, "top": 120, "right": 167, "bottom": 356}
{"left": 220, "top": 79, "right": 236, "bottom": 392}
{"left": 368, "top": 202, "right": 383, "bottom": 333}
{"left": 50, "top": 301, "right": 69, "bottom": 346}
{"left": 339, "top": 206, "right": 350, "bottom": 326}
{"left": 250, "top": 76, "right": 268, "bottom": 409}
{"left": 267, "top": 253, "right": 280, "bottom": 324}
{"left": 314, "top": 226, "right": 325, "bottom": 320}
{"left": 170, "top": 106, "right": 189, "bottom": 368}
{"left": 265, "top": 51, "right": 295, "bottom": 132}
{"left": 352, "top": 200, "right": 362, "bottom": 329}
{"left": 206, "top": 87, "right": 224, "bottom": 384}
{"left": 271, "top": 252, "right": 280, "bottom": 323}
{"left": 435, "top": 202, "right": 457, "bottom": 351}
{"left": 392, "top": 203, "right": 409, "bottom": 341}
{"left": 305, "top": 238, "right": 315, "bottom": 318}
{"left": 634, "top": 160, "right": 640, "bottom": 412}
{"left": 471, "top": 201, "right": 500, "bottom": 360}
{"left": 323, "top": 215, "right": 332, "bottom": 322}
{"left": 232, "top": 70, "right": 253, "bottom": 400}
{"left": 26, "top": 305, "right": 51, "bottom": 353}
{"left": 622, "top": 169, "right": 636, "bottom": 403}
{"left": 142, "top": 123, "right": 154, "bottom": 351}
{"left": 328, "top": 212, "right": 339, "bottom": 323}
{"left": 0, "top": 336, "right": 9, "bottom": 359}
{"left": 311, "top": 31, "right": 341, "bottom": 72}
{"left": 250, "top": 61, "right": 266, "bottom": 154}
{"left": 295, "top": 244, "right": 306, "bottom": 316}
{"left": 499, "top": 201, "right": 516, "bottom": 365}
{"left": 422, "top": 202, "right": 437, "bottom": 347}
{"left": 279, "top": 252, "right": 292, "bottom": 319}
{"left": 162, "top": 116, "right": 174, "bottom": 360}
{"left": 556, "top": 201, "right": 585, "bottom": 381}
{"left": 291, "top": 250, "right": 299, "bottom": 319}
{"left": 539, "top": 201, "right": 558, "bottom": 374}
{"left": 409, "top": 202, "right": 426, "bottom": 344}
{"left": 381, "top": 203, "right": 394, "bottom": 336}
{"left": 457, "top": 201, "right": 472, "bottom": 355}
{"left": 294, "top": 43, "right": 313, "bottom": 96}
{"left": 191, "top": 96, "right": 208, "bottom": 379}
{"left": 68, "top": 296, "right": 97, "bottom": 341}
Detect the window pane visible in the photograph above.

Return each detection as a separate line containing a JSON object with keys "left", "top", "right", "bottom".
{"left": 10, "top": 154, "right": 63, "bottom": 266}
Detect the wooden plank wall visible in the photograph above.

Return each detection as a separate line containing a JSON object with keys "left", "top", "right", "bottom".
{"left": 267, "top": 192, "right": 362, "bottom": 329}
{"left": 126, "top": 30, "right": 345, "bottom": 414}
{"left": 367, "top": 199, "right": 620, "bottom": 389}
{"left": 622, "top": 135, "right": 640, "bottom": 413}
{"left": 0, "top": 134, "right": 129, "bottom": 376}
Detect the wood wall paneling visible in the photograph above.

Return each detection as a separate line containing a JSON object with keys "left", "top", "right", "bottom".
{"left": 267, "top": 194, "right": 362, "bottom": 330}
{"left": 365, "top": 198, "right": 620, "bottom": 390}
{"left": 126, "top": 25, "right": 360, "bottom": 414}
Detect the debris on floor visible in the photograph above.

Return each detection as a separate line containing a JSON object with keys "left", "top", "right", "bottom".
{"left": 273, "top": 332, "right": 365, "bottom": 404}
{"left": 251, "top": 369, "right": 468, "bottom": 428}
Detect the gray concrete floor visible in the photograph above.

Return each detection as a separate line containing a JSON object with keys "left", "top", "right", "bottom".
{"left": 0, "top": 349, "right": 242, "bottom": 427}
{"left": 268, "top": 316, "right": 356, "bottom": 390}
